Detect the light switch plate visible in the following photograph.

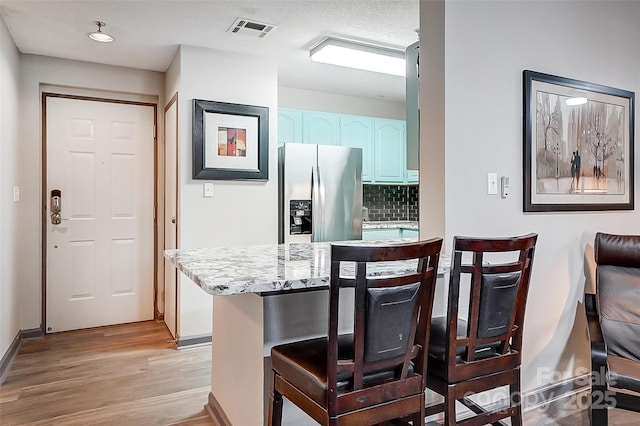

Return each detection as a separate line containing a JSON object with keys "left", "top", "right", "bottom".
{"left": 13, "top": 186, "right": 20, "bottom": 202}
{"left": 203, "top": 183, "right": 214, "bottom": 198}
{"left": 487, "top": 173, "right": 498, "bottom": 195}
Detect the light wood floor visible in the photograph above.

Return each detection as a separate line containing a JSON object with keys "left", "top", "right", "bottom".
{"left": 0, "top": 321, "right": 213, "bottom": 425}
{"left": 1, "top": 320, "right": 638, "bottom": 425}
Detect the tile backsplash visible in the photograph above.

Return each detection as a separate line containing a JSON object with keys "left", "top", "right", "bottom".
{"left": 363, "top": 184, "right": 419, "bottom": 222}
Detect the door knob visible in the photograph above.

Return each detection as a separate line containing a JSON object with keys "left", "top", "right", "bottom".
{"left": 171, "top": 216, "right": 176, "bottom": 224}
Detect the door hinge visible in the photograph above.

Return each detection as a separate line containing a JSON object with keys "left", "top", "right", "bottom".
{"left": 153, "top": 206, "right": 156, "bottom": 222}
{"left": 153, "top": 124, "right": 157, "bottom": 139}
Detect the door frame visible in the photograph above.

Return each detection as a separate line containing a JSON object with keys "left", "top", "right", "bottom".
{"left": 163, "top": 92, "right": 179, "bottom": 338}
{"left": 41, "top": 91, "right": 159, "bottom": 333}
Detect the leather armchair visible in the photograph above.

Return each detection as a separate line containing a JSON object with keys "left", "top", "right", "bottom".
{"left": 586, "top": 232, "right": 640, "bottom": 426}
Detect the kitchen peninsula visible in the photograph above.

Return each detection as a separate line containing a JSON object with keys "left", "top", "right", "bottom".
{"left": 165, "top": 239, "right": 448, "bottom": 426}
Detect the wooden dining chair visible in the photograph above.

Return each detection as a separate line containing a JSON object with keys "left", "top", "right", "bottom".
{"left": 268, "top": 238, "right": 443, "bottom": 425}
{"left": 425, "top": 234, "right": 537, "bottom": 426}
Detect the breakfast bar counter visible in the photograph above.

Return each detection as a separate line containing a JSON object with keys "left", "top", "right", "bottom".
{"left": 165, "top": 240, "right": 448, "bottom": 425}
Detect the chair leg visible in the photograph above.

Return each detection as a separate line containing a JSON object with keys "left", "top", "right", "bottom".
{"left": 590, "top": 387, "right": 608, "bottom": 426}
{"left": 591, "top": 406, "right": 608, "bottom": 426}
{"left": 268, "top": 371, "right": 283, "bottom": 426}
{"left": 509, "top": 379, "right": 523, "bottom": 426}
{"left": 444, "top": 387, "right": 456, "bottom": 426}
{"left": 411, "top": 393, "right": 426, "bottom": 425}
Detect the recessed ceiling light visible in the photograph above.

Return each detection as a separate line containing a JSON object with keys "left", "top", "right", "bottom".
{"left": 310, "top": 37, "right": 405, "bottom": 77}
{"left": 88, "top": 21, "right": 114, "bottom": 43}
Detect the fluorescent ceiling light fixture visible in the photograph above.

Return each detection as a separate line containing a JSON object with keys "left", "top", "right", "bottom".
{"left": 88, "top": 21, "right": 114, "bottom": 43}
{"left": 310, "top": 38, "right": 405, "bottom": 77}
{"left": 566, "top": 96, "right": 587, "bottom": 106}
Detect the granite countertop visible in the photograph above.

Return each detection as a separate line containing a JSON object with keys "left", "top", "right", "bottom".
{"left": 362, "top": 221, "right": 419, "bottom": 230}
{"left": 165, "top": 239, "right": 449, "bottom": 297}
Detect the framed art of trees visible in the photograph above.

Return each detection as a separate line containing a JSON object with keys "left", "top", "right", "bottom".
{"left": 523, "top": 70, "right": 635, "bottom": 212}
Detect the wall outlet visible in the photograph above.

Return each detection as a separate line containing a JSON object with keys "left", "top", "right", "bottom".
{"left": 487, "top": 173, "right": 498, "bottom": 195}
{"left": 203, "top": 183, "right": 214, "bottom": 198}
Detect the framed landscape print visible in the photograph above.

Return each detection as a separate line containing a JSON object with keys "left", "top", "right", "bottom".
{"left": 192, "top": 99, "right": 269, "bottom": 181}
{"left": 523, "top": 70, "right": 635, "bottom": 212}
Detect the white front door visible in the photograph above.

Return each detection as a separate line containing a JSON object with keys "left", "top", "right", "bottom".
{"left": 45, "top": 95, "right": 155, "bottom": 333}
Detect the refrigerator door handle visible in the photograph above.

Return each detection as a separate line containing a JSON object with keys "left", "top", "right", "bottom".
{"left": 311, "top": 165, "right": 325, "bottom": 242}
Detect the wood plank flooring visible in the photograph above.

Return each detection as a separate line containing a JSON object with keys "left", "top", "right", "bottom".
{"left": 1, "top": 320, "right": 638, "bottom": 425}
{"left": 0, "top": 321, "right": 212, "bottom": 425}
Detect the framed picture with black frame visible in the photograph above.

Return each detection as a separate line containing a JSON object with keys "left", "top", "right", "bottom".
{"left": 192, "top": 99, "right": 269, "bottom": 181}
{"left": 523, "top": 70, "right": 635, "bottom": 212}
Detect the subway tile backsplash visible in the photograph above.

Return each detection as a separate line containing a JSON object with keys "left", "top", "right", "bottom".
{"left": 363, "top": 184, "right": 419, "bottom": 222}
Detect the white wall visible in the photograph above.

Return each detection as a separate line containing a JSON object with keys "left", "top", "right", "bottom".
{"left": 173, "top": 45, "right": 278, "bottom": 338}
{"left": 279, "top": 86, "right": 405, "bottom": 119}
{"left": 18, "top": 55, "right": 164, "bottom": 330}
{"left": 422, "top": 0, "right": 640, "bottom": 393}
{"left": 0, "top": 16, "right": 21, "bottom": 360}
{"left": 165, "top": 50, "right": 180, "bottom": 105}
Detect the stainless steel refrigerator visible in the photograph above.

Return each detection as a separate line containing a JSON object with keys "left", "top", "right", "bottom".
{"left": 268, "top": 142, "right": 361, "bottom": 355}
{"left": 278, "top": 143, "right": 363, "bottom": 244}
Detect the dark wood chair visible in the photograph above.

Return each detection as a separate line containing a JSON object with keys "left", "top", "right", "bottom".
{"left": 268, "top": 238, "right": 443, "bottom": 425}
{"left": 425, "top": 234, "right": 537, "bottom": 426}
{"left": 586, "top": 232, "right": 640, "bottom": 426}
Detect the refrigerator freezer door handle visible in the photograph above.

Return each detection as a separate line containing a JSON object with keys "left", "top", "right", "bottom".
{"left": 311, "top": 165, "right": 325, "bottom": 242}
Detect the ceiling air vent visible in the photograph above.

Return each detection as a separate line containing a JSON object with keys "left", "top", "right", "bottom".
{"left": 228, "top": 18, "right": 277, "bottom": 38}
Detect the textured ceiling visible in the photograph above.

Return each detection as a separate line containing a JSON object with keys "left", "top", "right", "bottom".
{"left": 0, "top": 0, "right": 419, "bottom": 102}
